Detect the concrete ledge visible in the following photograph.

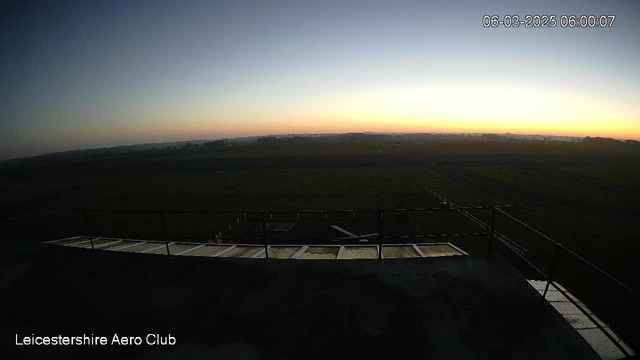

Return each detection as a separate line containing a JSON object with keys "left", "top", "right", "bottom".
{"left": 529, "top": 279, "right": 635, "bottom": 360}
{"left": 46, "top": 237, "right": 469, "bottom": 261}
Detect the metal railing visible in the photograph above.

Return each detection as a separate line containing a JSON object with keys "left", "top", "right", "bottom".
{"left": 492, "top": 207, "right": 637, "bottom": 358}
{"left": 424, "top": 187, "right": 637, "bottom": 358}
{"left": 48, "top": 205, "right": 515, "bottom": 261}
{"left": 5, "top": 199, "right": 635, "bottom": 356}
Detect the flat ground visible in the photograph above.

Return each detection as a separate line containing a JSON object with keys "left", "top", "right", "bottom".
{"left": 1, "top": 137, "right": 639, "bottom": 352}
{"left": 1, "top": 244, "right": 599, "bottom": 360}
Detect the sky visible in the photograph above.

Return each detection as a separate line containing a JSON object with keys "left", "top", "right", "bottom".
{"left": 1, "top": 0, "right": 639, "bottom": 159}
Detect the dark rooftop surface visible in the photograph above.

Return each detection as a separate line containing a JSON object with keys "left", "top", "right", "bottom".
{"left": 1, "top": 243, "right": 600, "bottom": 359}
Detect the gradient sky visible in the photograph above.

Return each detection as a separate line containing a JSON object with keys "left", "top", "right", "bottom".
{"left": 1, "top": 0, "right": 639, "bottom": 159}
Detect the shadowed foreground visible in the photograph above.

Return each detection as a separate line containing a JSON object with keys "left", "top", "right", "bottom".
{"left": 1, "top": 244, "right": 599, "bottom": 359}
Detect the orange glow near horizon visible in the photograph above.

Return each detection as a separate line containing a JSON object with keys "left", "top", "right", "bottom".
{"left": 147, "top": 113, "right": 639, "bottom": 143}
{"left": 139, "top": 82, "right": 639, "bottom": 142}
{"left": 3, "top": 0, "right": 639, "bottom": 160}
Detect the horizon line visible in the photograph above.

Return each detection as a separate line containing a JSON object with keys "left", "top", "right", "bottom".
{"left": 2, "top": 130, "right": 636, "bottom": 163}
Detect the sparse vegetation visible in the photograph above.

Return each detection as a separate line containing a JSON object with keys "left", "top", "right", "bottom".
{"left": 2, "top": 135, "right": 640, "bottom": 350}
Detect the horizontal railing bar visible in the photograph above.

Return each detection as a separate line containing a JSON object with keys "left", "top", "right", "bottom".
{"left": 382, "top": 233, "right": 490, "bottom": 238}
{"left": 68, "top": 231, "right": 491, "bottom": 244}
{"left": 44, "top": 205, "right": 517, "bottom": 215}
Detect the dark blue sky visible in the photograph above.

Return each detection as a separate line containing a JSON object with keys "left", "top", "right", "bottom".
{"left": 1, "top": 0, "right": 639, "bottom": 159}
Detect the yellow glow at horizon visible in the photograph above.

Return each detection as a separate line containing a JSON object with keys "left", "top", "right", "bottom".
{"left": 131, "top": 81, "right": 639, "bottom": 140}
{"left": 268, "top": 82, "right": 639, "bottom": 139}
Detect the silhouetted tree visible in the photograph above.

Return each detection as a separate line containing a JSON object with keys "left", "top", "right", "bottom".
{"left": 480, "top": 134, "right": 501, "bottom": 140}
{"left": 204, "top": 140, "right": 228, "bottom": 149}
{"left": 254, "top": 137, "right": 282, "bottom": 146}
{"left": 583, "top": 137, "right": 622, "bottom": 146}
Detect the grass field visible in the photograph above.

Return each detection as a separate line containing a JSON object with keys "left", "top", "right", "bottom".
{"left": 1, "top": 136, "right": 639, "bottom": 350}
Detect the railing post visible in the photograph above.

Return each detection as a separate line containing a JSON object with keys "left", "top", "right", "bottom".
{"left": 377, "top": 209, "right": 383, "bottom": 262}
{"left": 424, "top": 209, "right": 428, "bottom": 240}
{"left": 542, "top": 241, "right": 560, "bottom": 301}
{"left": 262, "top": 212, "right": 269, "bottom": 261}
{"left": 160, "top": 212, "right": 170, "bottom": 256}
{"left": 30, "top": 209, "right": 38, "bottom": 241}
{"left": 83, "top": 209, "right": 94, "bottom": 250}
{"left": 488, "top": 206, "right": 496, "bottom": 257}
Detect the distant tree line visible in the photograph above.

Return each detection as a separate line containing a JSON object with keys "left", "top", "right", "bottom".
{"left": 251, "top": 136, "right": 319, "bottom": 146}
{"left": 583, "top": 137, "right": 640, "bottom": 147}
{"left": 203, "top": 139, "right": 236, "bottom": 149}
{"left": 480, "top": 134, "right": 503, "bottom": 140}
{"left": 4, "top": 133, "right": 640, "bottom": 169}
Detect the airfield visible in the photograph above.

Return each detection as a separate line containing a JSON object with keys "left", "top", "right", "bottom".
{"left": 2, "top": 135, "right": 639, "bottom": 358}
